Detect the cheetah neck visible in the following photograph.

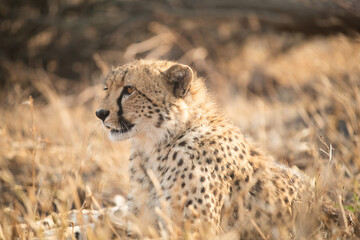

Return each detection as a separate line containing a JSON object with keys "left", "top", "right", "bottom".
{"left": 130, "top": 78, "right": 221, "bottom": 158}
{"left": 130, "top": 107, "right": 192, "bottom": 157}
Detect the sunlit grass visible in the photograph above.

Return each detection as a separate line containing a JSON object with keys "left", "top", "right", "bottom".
{"left": 0, "top": 31, "right": 359, "bottom": 239}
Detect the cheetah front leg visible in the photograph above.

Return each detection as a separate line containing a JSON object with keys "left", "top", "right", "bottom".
{"left": 127, "top": 153, "right": 158, "bottom": 237}
{"left": 157, "top": 167, "right": 223, "bottom": 237}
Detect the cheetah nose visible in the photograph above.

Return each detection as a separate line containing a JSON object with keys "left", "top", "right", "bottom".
{"left": 95, "top": 109, "right": 110, "bottom": 121}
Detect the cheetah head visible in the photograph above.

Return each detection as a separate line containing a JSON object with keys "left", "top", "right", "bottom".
{"left": 96, "top": 60, "right": 197, "bottom": 143}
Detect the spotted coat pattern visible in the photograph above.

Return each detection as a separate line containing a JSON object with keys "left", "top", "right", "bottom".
{"left": 96, "top": 59, "right": 355, "bottom": 239}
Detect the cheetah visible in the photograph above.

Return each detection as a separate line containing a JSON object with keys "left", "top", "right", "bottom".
{"left": 96, "top": 59, "right": 357, "bottom": 239}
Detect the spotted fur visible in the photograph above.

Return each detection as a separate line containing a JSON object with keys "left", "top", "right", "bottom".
{"left": 96, "top": 59, "right": 357, "bottom": 239}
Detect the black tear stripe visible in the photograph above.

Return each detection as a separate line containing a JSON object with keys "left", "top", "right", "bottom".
{"left": 117, "top": 90, "right": 125, "bottom": 116}
{"left": 117, "top": 70, "right": 128, "bottom": 116}
{"left": 116, "top": 90, "right": 133, "bottom": 129}
{"left": 116, "top": 76, "right": 136, "bottom": 130}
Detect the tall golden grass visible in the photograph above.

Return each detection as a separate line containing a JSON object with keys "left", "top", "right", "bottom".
{"left": 0, "top": 27, "right": 360, "bottom": 239}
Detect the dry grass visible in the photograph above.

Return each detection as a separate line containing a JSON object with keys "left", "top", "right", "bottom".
{"left": 1, "top": 3, "right": 360, "bottom": 238}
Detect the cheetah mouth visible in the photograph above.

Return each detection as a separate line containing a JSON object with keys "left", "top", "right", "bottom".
{"left": 107, "top": 124, "right": 135, "bottom": 134}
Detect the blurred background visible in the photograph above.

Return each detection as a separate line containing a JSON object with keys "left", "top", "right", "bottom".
{"left": 0, "top": 0, "right": 360, "bottom": 238}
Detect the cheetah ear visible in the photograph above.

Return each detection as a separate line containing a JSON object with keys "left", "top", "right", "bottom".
{"left": 164, "top": 64, "right": 193, "bottom": 98}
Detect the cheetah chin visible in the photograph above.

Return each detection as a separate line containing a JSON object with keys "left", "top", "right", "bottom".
{"left": 108, "top": 125, "right": 135, "bottom": 141}
{"left": 102, "top": 121, "right": 135, "bottom": 141}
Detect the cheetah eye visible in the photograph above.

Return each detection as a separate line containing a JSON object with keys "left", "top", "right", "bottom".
{"left": 123, "top": 86, "right": 136, "bottom": 95}
{"left": 103, "top": 86, "right": 108, "bottom": 91}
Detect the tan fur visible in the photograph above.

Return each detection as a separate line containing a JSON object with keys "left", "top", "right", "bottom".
{"left": 96, "top": 59, "right": 356, "bottom": 239}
